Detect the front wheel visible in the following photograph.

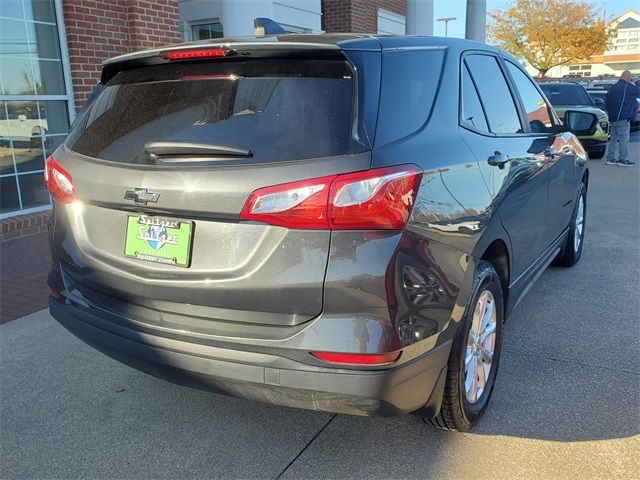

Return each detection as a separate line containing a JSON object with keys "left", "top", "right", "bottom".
{"left": 554, "top": 183, "right": 586, "bottom": 267}
{"left": 428, "top": 261, "right": 504, "bottom": 431}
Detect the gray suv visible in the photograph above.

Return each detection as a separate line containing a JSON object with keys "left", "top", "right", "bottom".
{"left": 47, "top": 34, "right": 597, "bottom": 431}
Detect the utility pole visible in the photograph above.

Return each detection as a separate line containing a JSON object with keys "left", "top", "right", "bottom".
{"left": 465, "top": 0, "right": 486, "bottom": 42}
{"left": 406, "top": 0, "right": 434, "bottom": 35}
{"left": 437, "top": 17, "right": 457, "bottom": 37}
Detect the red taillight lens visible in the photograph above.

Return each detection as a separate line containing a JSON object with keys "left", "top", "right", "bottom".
{"left": 329, "top": 166, "right": 422, "bottom": 229}
{"left": 240, "top": 165, "right": 422, "bottom": 230}
{"left": 163, "top": 48, "right": 227, "bottom": 60}
{"left": 311, "top": 351, "right": 401, "bottom": 365}
{"left": 45, "top": 156, "right": 76, "bottom": 203}
{"left": 240, "top": 176, "right": 334, "bottom": 229}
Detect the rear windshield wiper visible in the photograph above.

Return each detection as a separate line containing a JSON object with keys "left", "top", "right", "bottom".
{"left": 144, "top": 141, "right": 253, "bottom": 160}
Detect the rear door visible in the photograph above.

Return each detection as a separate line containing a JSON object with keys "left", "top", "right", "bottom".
{"left": 55, "top": 51, "right": 372, "bottom": 327}
{"left": 502, "top": 60, "right": 581, "bottom": 243}
{"left": 459, "top": 53, "right": 550, "bottom": 280}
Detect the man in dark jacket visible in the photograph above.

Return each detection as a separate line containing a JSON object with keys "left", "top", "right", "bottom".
{"left": 605, "top": 70, "right": 639, "bottom": 166}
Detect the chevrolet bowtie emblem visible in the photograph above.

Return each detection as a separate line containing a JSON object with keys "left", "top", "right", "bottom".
{"left": 124, "top": 188, "right": 160, "bottom": 205}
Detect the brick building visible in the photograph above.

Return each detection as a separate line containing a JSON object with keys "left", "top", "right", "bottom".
{"left": 1, "top": 0, "right": 406, "bottom": 219}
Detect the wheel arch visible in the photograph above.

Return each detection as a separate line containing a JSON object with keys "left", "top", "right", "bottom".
{"left": 479, "top": 239, "right": 510, "bottom": 316}
{"left": 582, "top": 168, "right": 589, "bottom": 190}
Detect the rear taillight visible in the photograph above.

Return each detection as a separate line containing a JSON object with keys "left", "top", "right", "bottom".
{"left": 240, "top": 165, "right": 422, "bottom": 230}
{"left": 311, "top": 351, "right": 401, "bottom": 366}
{"left": 44, "top": 156, "right": 75, "bottom": 203}
{"left": 163, "top": 48, "right": 227, "bottom": 60}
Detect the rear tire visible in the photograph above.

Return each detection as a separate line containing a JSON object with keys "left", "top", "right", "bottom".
{"left": 428, "top": 261, "right": 504, "bottom": 432}
{"left": 554, "top": 183, "right": 586, "bottom": 267}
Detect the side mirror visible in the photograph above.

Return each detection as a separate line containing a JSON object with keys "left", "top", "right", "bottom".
{"left": 564, "top": 110, "right": 598, "bottom": 136}
{"left": 593, "top": 97, "right": 606, "bottom": 110}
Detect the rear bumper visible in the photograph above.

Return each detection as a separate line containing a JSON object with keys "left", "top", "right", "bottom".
{"left": 50, "top": 298, "right": 451, "bottom": 417}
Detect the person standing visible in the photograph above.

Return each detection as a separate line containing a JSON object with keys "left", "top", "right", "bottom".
{"left": 605, "top": 70, "right": 639, "bottom": 166}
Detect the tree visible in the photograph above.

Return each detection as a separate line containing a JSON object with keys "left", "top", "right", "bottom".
{"left": 488, "top": 0, "right": 615, "bottom": 77}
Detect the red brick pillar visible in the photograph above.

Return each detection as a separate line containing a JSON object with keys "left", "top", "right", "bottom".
{"left": 61, "top": 0, "right": 181, "bottom": 110}
{"left": 321, "top": 0, "right": 405, "bottom": 33}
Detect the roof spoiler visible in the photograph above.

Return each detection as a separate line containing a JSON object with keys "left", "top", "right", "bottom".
{"left": 254, "top": 17, "right": 288, "bottom": 36}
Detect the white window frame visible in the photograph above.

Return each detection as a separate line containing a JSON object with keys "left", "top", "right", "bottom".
{"left": 185, "top": 18, "right": 224, "bottom": 42}
{"left": 0, "top": 0, "right": 75, "bottom": 218}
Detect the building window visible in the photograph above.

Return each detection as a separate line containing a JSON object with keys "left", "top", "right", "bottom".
{"left": 377, "top": 8, "right": 405, "bottom": 35}
{"left": 190, "top": 19, "right": 223, "bottom": 40}
{"left": 278, "top": 23, "right": 312, "bottom": 34}
{"left": 0, "top": 0, "right": 74, "bottom": 217}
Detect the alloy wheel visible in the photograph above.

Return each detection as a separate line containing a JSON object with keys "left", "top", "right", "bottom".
{"left": 464, "top": 290, "right": 497, "bottom": 404}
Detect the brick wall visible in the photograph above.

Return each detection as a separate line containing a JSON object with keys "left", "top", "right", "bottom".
{"left": 0, "top": 212, "right": 49, "bottom": 242}
{"left": 322, "top": 0, "right": 405, "bottom": 33}
{"left": 61, "top": 0, "right": 181, "bottom": 110}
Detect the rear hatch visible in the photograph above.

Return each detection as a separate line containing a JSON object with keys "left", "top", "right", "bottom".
{"left": 54, "top": 45, "right": 372, "bottom": 328}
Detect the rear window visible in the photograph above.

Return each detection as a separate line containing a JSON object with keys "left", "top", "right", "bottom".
{"left": 539, "top": 84, "right": 593, "bottom": 107}
{"left": 65, "top": 59, "right": 354, "bottom": 164}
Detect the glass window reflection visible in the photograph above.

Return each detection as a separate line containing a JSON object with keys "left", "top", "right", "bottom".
{"left": 25, "top": 22, "right": 62, "bottom": 59}
{"left": 0, "top": 19, "right": 30, "bottom": 55}
{"left": 33, "top": 59, "right": 65, "bottom": 95}
{"left": 38, "top": 101, "right": 69, "bottom": 135}
{"left": 1, "top": 1, "right": 26, "bottom": 20}
{"left": 0, "top": 176, "right": 20, "bottom": 213}
{"left": 1, "top": 1, "right": 69, "bottom": 215}
{"left": 19, "top": 172, "right": 50, "bottom": 208}
{"left": 0, "top": 57, "right": 37, "bottom": 95}
{"left": 23, "top": 0, "right": 58, "bottom": 24}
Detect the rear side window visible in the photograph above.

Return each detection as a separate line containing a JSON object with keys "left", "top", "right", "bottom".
{"left": 505, "top": 61, "right": 555, "bottom": 134}
{"left": 66, "top": 59, "right": 354, "bottom": 164}
{"left": 461, "top": 64, "right": 489, "bottom": 132}
{"left": 375, "top": 49, "right": 445, "bottom": 146}
{"left": 464, "top": 55, "right": 522, "bottom": 135}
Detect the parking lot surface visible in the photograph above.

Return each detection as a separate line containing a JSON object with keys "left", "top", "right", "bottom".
{"left": 1, "top": 136, "right": 639, "bottom": 479}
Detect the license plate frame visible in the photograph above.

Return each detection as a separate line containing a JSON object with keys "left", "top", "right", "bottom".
{"left": 124, "top": 215, "right": 193, "bottom": 268}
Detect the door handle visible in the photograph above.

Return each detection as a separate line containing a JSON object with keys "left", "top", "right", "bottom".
{"left": 487, "top": 151, "right": 510, "bottom": 167}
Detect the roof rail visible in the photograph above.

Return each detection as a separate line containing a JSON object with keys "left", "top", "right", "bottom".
{"left": 254, "top": 18, "right": 287, "bottom": 37}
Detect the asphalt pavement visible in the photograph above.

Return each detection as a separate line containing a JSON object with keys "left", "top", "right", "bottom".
{"left": 1, "top": 135, "right": 639, "bottom": 479}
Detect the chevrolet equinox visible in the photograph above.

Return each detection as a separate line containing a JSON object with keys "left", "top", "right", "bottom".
{"left": 47, "top": 34, "right": 597, "bottom": 431}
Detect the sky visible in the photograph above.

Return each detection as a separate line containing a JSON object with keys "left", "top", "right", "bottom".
{"left": 432, "top": 0, "right": 638, "bottom": 38}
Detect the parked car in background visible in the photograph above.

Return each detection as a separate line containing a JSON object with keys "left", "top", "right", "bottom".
{"left": 47, "top": 34, "right": 598, "bottom": 432}
{"left": 539, "top": 82, "right": 610, "bottom": 159}
{"left": 587, "top": 79, "right": 616, "bottom": 91}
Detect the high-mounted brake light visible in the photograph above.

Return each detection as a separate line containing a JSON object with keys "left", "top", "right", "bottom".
{"left": 44, "top": 156, "right": 76, "bottom": 203}
{"left": 240, "top": 165, "right": 422, "bottom": 230}
{"left": 163, "top": 48, "right": 227, "bottom": 60}
{"left": 311, "top": 351, "right": 401, "bottom": 366}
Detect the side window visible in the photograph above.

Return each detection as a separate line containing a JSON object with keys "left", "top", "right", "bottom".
{"left": 505, "top": 61, "right": 555, "bottom": 134}
{"left": 461, "top": 64, "right": 489, "bottom": 132}
{"left": 465, "top": 55, "right": 522, "bottom": 135}
{"left": 375, "top": 50, "right": 445, "bottom": 146}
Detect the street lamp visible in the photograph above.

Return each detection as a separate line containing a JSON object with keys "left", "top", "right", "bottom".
{"left": 437, "top": 17, "right": 457, "bottom": 37}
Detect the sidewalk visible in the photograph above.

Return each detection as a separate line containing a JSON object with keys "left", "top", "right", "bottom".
{"left": 0, "top": 232, "right": 50, "bottom": 324}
